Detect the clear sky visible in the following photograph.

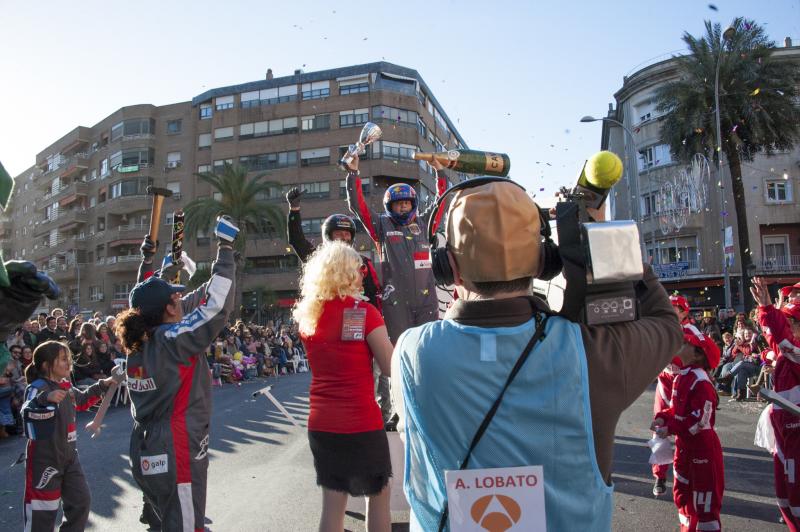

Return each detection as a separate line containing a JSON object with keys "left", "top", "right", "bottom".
{"left": 1, "top": 0, "right": 797, "bottom": 203}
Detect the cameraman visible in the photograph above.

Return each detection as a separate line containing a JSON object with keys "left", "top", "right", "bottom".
{"left": 391, "top": 181, "right": 682, "bottom": 530}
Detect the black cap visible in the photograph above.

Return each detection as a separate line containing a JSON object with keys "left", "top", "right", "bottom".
{"left": 129, "top": 276, "right": 185, "bottom": 319}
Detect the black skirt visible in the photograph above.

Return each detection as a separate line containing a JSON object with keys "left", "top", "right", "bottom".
{"left": 308, "top": 429, "right": 392, "bottom": 496}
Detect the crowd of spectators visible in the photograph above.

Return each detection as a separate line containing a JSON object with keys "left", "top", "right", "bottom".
{"left": 696, "top": 306, "right": 780, "bottom": 402}
{"left": 0, "top": 306, "right": 307, "bottom": 439}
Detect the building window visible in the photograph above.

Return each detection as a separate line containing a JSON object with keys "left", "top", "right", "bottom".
{"left": 167, "top": 182, "right": 181, "bottom": 198}
{"left": 377, "top": 141, "right": 416, "bottom": 161}
{"left": 213, "top": 159, "right": 233, "bottom": 174}
{"left": 198, "top": 164, "right": 211, "bottom": 173}
{"left": 100, "top": 159, "right": 109, "bottom": 177}
{"left": 290, "top": 181, "right": 330, "bottom": 199}
{"left": 417, "top": 117, "right": 427, "bottom": 138}
{"left": 89, "top": 286, "right": 102, "bottom": 302}
{"left": 113, "top": 283, "right": 135, "bottom": 300}
{"left": 167, "top": 119, "right": 182, "bottom": 134}
{"left": 240, "top": 117, "right": 299, "bottom": 139}
{"left": 214, "top": 127, "right": 234, "bottom": 140}
{"left": 300, "top": 218, "right": 325, "bottom": 234}
{"left": 255, "top": 85, "right": 298, "bottom": 106}
{"left": 166, "top": 152, "right": 182, "bottom": 168}
{"left": 638, "top": 144, "right": 672, "bottom": 171}
{"left": 239, "top": 151, "right": 297, "bottom": 172}
{"left": 340, "top": 109, "right": 369, "bottom": 128}
{"left": 302, "top": 81, "right": 330, "bottom": 100}
{"left": 340, "top": 82, "right": 369, "bottom": 95}
{"left": 763, "top": 235, "right": 790, "bottom": 269}
{"left": 199, "top": 103, "right": 213, "bottom": 119}
{"left": 215, "top": 95, "right": 234, "bottom": 110}
{"left": 372, "top": 105, "right": 418, "bottom": 126}
{"left": 198, "top": 133, "right": 212, "bottom": 149}
{"left": 110, "top": 177, "right": 151, "bottom": 199}
{"left": 641, "top": 193, "right": 657, "bottom": 217}
{"left": 240, "top": 91, "right": 260, "bottom": 108}
{"left": 301, "top": 114, "right": 331, "bottom": 131}
{"left": 110, "top": 148, "right": 154, "bottom": 169}
{"left": 300, "top": 148, "right": 331, "bottom": 167}
{"left": 339, "top": 177, "right": 370, "bottom": 197}
{"left": 110, "top": 122, "right": 123, "bottom": 142}
{"left": 765, "top": 180, "right": 793, "bottom": 203}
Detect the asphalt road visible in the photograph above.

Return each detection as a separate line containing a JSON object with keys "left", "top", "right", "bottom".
{"left": 0, "top": 373, "right": 786, "bottom": 531}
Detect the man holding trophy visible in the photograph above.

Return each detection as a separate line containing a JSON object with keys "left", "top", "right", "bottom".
{"left": 342, "top": 123, "right": 447, "bottom": 343}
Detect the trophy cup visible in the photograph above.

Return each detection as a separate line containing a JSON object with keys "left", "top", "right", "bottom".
{"left": 339, "top": 122, "right": 382, "bottom": 170}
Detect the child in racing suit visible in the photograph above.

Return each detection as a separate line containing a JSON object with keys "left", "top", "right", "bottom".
{"left": 118, "top": 216, "right": 238, "bottom": 532}
{"left": 21, "top": 340, "right": 120, "bottom": 532}
{"left": 651, "top": 294, "right": 691, "bottom": 496}
{"left": 652, "top": 323, "right": 723, "bottom": 532}
{"left": 752, "top": 276, "right": 800, "bottom": 530}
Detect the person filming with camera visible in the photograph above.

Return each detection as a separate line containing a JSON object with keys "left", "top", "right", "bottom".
{"left": 391, "top": 176, "right": 683, "bottom": 531}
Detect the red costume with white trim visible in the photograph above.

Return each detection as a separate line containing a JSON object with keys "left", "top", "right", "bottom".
{"left": 759, "top": 303, "right": 800, "bottom": 530}
{"left": 655, "top": 323, "right": 724, "bottom": 532}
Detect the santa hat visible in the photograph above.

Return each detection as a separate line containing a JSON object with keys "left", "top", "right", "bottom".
{"left": 670, "top": 294, "right": 690, "bottom": 313}
{"left": 782, "top": 302, "right": 800, "bottom": 322}
{"left": 682, "top": 323, "right": 721, "bottom": 369}
{"left": 780, "top": 282, "right": 800, "bottom": 298}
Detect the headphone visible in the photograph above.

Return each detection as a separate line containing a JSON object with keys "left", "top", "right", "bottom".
{"left": 427, "top": 176, "right": 563, "bottom": 288}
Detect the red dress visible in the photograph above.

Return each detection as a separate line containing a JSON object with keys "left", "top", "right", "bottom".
{"left": 301, "top": 297, "right": 385, "bottom": 433}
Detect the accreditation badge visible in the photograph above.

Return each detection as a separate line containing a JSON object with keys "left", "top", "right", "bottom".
{"left": 444, "top": 465, "right": 546, "bottom": 531}
{"left": 408, "top": 223, "right": 421, "bottom": 236}
{"left": 341, "top": 306, "right": 367, "bottom": 341}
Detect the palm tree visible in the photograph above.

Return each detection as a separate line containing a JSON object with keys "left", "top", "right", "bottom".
{"left": 184, "top": 163, "right": 286, "bottom": 318}
{"left": 655, "top": 18, "right": 800, "bottom": 309}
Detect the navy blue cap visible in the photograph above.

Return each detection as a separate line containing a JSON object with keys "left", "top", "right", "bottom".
{"left": 129, "top": 276, "right": 185, "bottom": 319}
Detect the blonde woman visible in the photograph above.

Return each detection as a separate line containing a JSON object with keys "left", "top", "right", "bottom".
{"left": 294, "top": 241, "right": 394, "bottom": 532}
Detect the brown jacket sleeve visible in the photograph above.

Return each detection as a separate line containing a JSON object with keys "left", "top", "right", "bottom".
{"left": 580, "top": 264, "right": 683, "bottom": 482}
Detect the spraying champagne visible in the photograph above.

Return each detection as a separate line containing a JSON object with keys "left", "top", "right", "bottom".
{"left": 412, "top": 149, "right": 510, "bottom": 177}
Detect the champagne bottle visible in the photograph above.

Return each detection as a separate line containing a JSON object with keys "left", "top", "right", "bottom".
{"left": 412, "top": 149, "right": 510, "bottom": 177}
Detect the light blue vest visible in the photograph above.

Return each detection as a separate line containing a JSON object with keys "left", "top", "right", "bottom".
{"left": 397, "top": 315, "right": 613, "bottom": 531}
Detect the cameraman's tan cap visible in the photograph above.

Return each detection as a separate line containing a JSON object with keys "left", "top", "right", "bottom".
{"left": 445, "top": 181, "right": 541, "bottom": 282}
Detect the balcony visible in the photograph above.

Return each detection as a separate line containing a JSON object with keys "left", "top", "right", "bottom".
{"left": 113, "top": 162, "right": 153, "bottom": 175}
{"left": 42, "top": 263, "right": 78, "bottom": 282}
{"left": 109, "top": 194, "right": 150, "bottom": 211}
{"left": 60, "top": 153, "right": 90, "bottom": 179}
{"left": 37, "top": 181, "right": 88, "bottom": 209}
{"left": 109, "top": 223, "right": 148, "bottom": 241}
{"left": 104, "top": 254, "right": 141, "bottom": 273}
{"left": 756, "top": 255, "right": 800, "bottom": 273}
{"left": 652, "top": 259, "right": 701, "bottom": 280}
{"left": 34, "top": 208, "right": 88, "bottom": 236}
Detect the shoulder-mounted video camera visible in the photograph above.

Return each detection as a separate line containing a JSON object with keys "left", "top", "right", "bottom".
{"left": 553, "top": 151, "right": 643, "bottom": 325}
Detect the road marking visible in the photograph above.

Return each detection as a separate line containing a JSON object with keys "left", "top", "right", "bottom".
{"left": 612, "top": 473, "right": 777, "bottom": 506}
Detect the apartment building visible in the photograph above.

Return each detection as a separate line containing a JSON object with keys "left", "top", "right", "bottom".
{"left": 6, "top": 62, "right": 467, "bottom": 317}
{"left": 599, "top": 40, "right": 800, "bottom": 310}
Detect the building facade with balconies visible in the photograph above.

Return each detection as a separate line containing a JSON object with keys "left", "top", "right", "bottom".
{"left": 5, "top": 62, "right": 467, "bottom": 318}
{"left": 600, "top": 42, "right": 800, "bottom": 311}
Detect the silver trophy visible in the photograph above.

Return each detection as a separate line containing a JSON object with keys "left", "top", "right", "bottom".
{"left": 339, "top": 122, "right": 382, "bottom": 170}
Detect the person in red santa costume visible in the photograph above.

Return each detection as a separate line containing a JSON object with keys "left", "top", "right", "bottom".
{"left": 752, "top": 276, "right": 800, "bottom": 530}
{"left": 651, "top": 294, "right": 693, "bottom": 496}
{"left": 652, "top": 323, "right": 723, "bottom": 532}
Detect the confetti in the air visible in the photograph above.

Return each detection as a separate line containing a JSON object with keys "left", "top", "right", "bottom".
{"left": 750, "top": 88, "right": 761, "bottom": 96}
{"left": 708, "top": 4, "right": 718, "bottom": 11}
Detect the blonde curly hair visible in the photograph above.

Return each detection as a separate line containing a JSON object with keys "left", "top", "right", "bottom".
{"left": 293, "top": 241, "right": 365, "bottom": 336}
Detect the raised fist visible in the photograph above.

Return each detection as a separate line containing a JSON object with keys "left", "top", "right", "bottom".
{"left": 286, "top": 187, "right": 304, "bottom": 209}
{"left": 140, "top": 235, "right": 158, "bottom": 259}
{"left": 158, "top": 254, "right": 185, "bottom": 281}
{"left": 215, "top": 215, "right": 239, "bottom": 243}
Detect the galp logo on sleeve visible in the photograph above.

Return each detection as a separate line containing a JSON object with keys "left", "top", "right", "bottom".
{"left": 141, "top": 454, "right": 168, "bottom": 475}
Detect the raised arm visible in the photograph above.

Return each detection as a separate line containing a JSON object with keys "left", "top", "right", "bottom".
{"left": 344, "top": 155, "right": 380, "bottom": 243}
{"left": 285, "top": 188, "right": 315, "bottom": 263}
{"left": 137, "top": 235, "right": 158, "bottom": 283}
{"left": 164, "top": 218, "right": 239, "bottom": 362}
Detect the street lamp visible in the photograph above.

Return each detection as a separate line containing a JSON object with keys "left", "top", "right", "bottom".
{"left": 580, "top": 115, "right": 645, "bottom": 256}
{"left": 715, "top": 24, "right": 736, "bottom": 309}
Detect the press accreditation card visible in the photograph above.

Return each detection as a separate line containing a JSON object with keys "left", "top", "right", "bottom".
{"left": 342, "top": 307, "right": 367, "bottom": 341}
